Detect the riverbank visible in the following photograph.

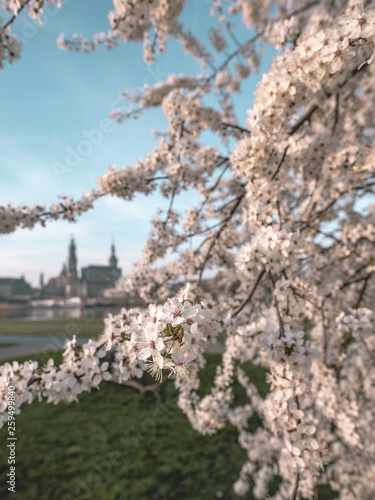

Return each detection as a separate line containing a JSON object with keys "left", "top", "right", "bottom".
{"left": 0, "top": 318, "right": 104, "bottom": 337}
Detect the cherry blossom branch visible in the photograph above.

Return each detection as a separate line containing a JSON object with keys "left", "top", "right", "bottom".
{"left": 2, "top": 0, "right": 31, "bottom": 30}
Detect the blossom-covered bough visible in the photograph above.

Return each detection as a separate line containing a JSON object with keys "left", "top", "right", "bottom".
{"left": 1, "top": 0, "right": 375, "bottom": 498}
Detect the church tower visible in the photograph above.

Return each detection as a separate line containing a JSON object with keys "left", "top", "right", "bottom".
{"left": 68, "top": 237, "right": 78, "bottom": 278}
{"left": 109, "top": 241, "right": 118, "bottom": 268}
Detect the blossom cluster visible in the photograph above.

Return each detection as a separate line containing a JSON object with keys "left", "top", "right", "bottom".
{"left": 235, "top": 227, "right": 303, "bottom": 275}
{"left": 0, "top": 190, "right": 99, "bottom": 234}
{"left": 0, "top": 0, "right": 62, "bottom": 67}
{"left": 57, "top": 0, "right": 186, "bottom": 64}
{"left": 0, "top": 287, "right": 221, "bottom": 428}
{"left": 57, "top": 31, "right": 119, "bottom": 53}
{"left": 99, "top": 285, "right": 220, "bottom": 380}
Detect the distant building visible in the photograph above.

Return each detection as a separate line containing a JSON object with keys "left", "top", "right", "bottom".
{"left": 42, "top": 238, "right": 122, "bottom": 299}
{"left": 0, "top": 276, "right": 34, "bottom": 303}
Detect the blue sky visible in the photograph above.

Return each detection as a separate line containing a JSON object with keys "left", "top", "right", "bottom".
{"left": 0, "top": 0, "right": 267, "bottom": 286}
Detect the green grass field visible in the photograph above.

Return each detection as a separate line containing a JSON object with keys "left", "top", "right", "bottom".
{"left": 0, "top": 318, "right": 104, "bottom": 338}
{"left": 0, "top": 351, "right": 267, "bottom": 500}
{"left": 0, "top": 324, "right": 337, "bottom": 500}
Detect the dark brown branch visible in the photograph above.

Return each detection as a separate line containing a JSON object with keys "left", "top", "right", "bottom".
{"left": 291, "top": 57, "right": 368, "bottom": 139}
{"left": 290, "top": 105, "right": 318, "bottom": 135}
{"left": 222, "top": 121, "right": 251, "bottom": 134}
{"left": 163, "top": 186, "right": 177, "bottom": 226}
{"left": 194, "top": 159, "right": 230, "bottom": 225}
{"left": 276, "top": 199, "right": 283, "bottom": 229}
{"left": 321, "top": 307, "right": 328, "bottom": 366}
{"left": 354, "top": 272, "right": 372, "bottom": 308}
{"left": 214, "top": 5, "right": 242, "bottom": 50}
{"left": 208, "top": 159, "right": 229, "bottom": 191}
{"left": 150, "top": 32, "right": 158, "bottom": 54}
{"left": 300, "top": 198, "right": 337, "bottom": 231}
{"left": 207, "top": 32, "right": 261, "bottom": 82}
{"left": 198, "top": 195, "right": 244, "bottom": 283}
{"left": 291, "top": 472, "right": 300, "bottom": 500}
{"left": 232, "top": 268, "right": 266, "bottom": 318}
{"left": 186, "top": 221, "right": 223, "bottom": 238}
{"left": 331, "top": 93, "right": 340, "bottom": 136}
{"left": 207, "top": 0, "right": 319, "bottom": 83}
{"left": 145, "top": 175, "right": 169, "bottom": 183}
{"left": 2, "top": 0, "right": 31, "bottom": 30}
{"left": 271, "top": 146, "right": 289, "bottom": 180}
{"left": 268, "top": 272, "right": 285, "bottom": 338}
{"left": 214, "top": 195, "right": 243, "bottom": 213}
{"left": 334, "top": 262, "right": 371, "bottom": 293}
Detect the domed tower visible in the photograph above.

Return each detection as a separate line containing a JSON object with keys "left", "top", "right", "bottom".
{"left": 109, "top": 241, "right": 118, "bottom": 269}
{"left": 68, "top": 237, "right": 78, "bottom": 278}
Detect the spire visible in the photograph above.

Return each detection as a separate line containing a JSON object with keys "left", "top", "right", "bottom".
{"left": 68, "top": 236, "right": 78, "bottom": 278}
{"left": 111, "top": 234, "right": 115, "bottom": 255}
{"left": 109, "top": 239, "right": 118, "bottom": 268}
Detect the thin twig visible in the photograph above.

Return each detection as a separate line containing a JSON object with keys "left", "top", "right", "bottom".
{"left": 232, "top": 268, "right": 266, "bottom": 318}
{"left": 163, "top": 186, "right": 177, "bottom": 226}
{"left": 198, "top": 195, "right": 244, "bottom": 283}
{"left": 222, "top": 121, "right": 251, "bottom": 134}
{"left": 290, "top": 105, "right": 318, "bottom": 135}
{"left": 271, "top": 146, "right": 289, "bottom": 181}
{"left": 206, "top": 0, "right": 319, "bottom": 83}
{"left": 2, "top": 0, "right": 31, "bottom": 30}
{"left": 291, "top": 472, "right": 300, "bottom": 500}
{"left": 331, "top": 93, "right": 340, "bottom": 136}
{"left": 354, "top": 273, "right": 372, "bottom": 308}
{"left": 268, "top": 272, "right": 285, "bottom": 338}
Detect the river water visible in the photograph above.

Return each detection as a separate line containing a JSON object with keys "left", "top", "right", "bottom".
{"left": 0, "top": 306, "right": 124, "bottom": 321}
